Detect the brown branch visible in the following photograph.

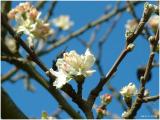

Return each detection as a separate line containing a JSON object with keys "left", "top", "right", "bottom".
{"left": 1, "top": 67, "right": 19, "bottom": 83}
{"left": 87, "top": 48, "right": 130, "bottom": 108}
{"left": 123, "top": 52, "right": 155, "bottom": 119}
{"left": 1, "top": 87, "right": 28, "bottom": 119}
{"left": 1, "top": 13, "right": 83, "bottom": 119}
{"left": 2, "top": 55, "right": 83, "bottom": 119}
{"left": 126, "top": 2, "right": 153, "bottom": 46}
{"left": 75, "top": 14, "right": 127, "bottom": 111}
{"left": 36, "top": 1, "right": 46, "bottom": 10}
{"left": 142, "top": 95, "right": 160, "bottom": 103}
{"left": 123, "top": 28, "right": 159, "bottom": 119}
{"left": 40, "top": 1, "right": 141, "bottom": 54}
{"left": 126, "top": 1, "right": 151, "bottom": 39}
{"left": 87, "top": 2, "right": 153, "bottom": 109}
{"left": 1, "top": 12, "right": 95, "bottom": 119}
{"left": 62, "top": 84, "right": 94, "bottom": 118}
{"left": 44, "top": 1, "right": 57, "bottom": 22}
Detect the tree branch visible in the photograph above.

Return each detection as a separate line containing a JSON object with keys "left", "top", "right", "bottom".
{"left": 123, "top": 28, "right": 159, "bottom": 119}
{"left": 40, "top": 1, "right": 141, "bottom": 54}
{"left": 142, "top": 95, "right": 160, "bottom": 103}
{"left": 2, "top": 13, "right": 86, "bottom": 119}
{"left": 2, "top": 55, "right": 83, "bottom": 119}
{"left": 1, "top": 87, "right": 28, "bottom": 119}
{"left": 87, "top": 48, "right": 130, "bottom": 108}
{"left": 1, "top": 67, "right": 19, "bottom": 83}
{"left": 87, "top": 2, "right": 154, "bottom": 109}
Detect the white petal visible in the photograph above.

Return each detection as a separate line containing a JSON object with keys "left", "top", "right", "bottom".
{"left": 49, "top": 68, "right": 70, "bottom": 89}
{"left": 85, "top": 70, "right": 96, "bottom": 76}
{"left": 84, "top": 49, "right": 95, "bottom": 69}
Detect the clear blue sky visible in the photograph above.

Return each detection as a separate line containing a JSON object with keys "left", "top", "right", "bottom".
{"left": 2, "top": 1, "right": 159, "bottom": 119}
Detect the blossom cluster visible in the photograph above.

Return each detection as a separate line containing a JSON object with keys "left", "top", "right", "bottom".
{"left": 8, "top": 2, "right": 53, "bottom": 43}
{"left": 7, "top": 2, "right": 74, "bottom": 48}
{"left": 120, "top": 83, "right": 137, "bottom": 98}
{"left": 50, "top": 49, "right": 95, "bottom": 88}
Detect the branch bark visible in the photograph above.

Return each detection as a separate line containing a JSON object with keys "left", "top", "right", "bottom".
{"left": 142, "top": 95, "right": 160, "bottom": 103}
{"left": 87, "top": 2, "right": 154, "bottom": 109}
{"left": 1, "top": 88, "right": 28, "bottom": 119}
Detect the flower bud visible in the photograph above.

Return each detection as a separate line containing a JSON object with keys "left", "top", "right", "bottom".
{"left": 96, "top": 106, "right": 106, "bottom": 118}
{"left": 100, "top": 94, "right": 112, "bottom": 105}
{"left": 53, "top": 15, "right": 74, "bottom": 30}
{"left": 125, "top": 30, "right": 133, "bottom": 39}
{"left": 127, "top": 43, "right": 135, "bottom": 51}
{"left": 144, "top": 89, "right": 150, "bottom": 97}
{"left": 148, "top": 15, "right": 159, "bottom": 33}
{"left": 120, "top": 83, "right": 137, "bottom": 98}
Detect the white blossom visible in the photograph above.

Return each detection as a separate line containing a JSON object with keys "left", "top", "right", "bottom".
{"left": 5, "top": 37, "right": 17, "bottom": 53}
{"left": 7, "top": 2, "right": 54, "bottom": 44}
{"left": 49, "top": 68, "right": 71, "bottom": 89}
{"left": 53, "top": 15, "right": 74, "bottom": 30}
{"left": 120, "top": 83, "right": 138, "bottom": 98}
{"left": 50, "top": 49, "right": 96, "bottom": 89}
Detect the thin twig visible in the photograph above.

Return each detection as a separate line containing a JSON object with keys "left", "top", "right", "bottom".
{"left": 87, "top": 49, "right": 130, "bottom": 108}
{"left": 40, "top": 2, "right": 141, "bottom": 54}
{"left": 44, "top": 1, "right": 57, "bottom": 22}
{"left": 142, "top": 95, "right": 159, "bottom": 103}
{"left": 36, "top": 1, "right": 46, "bottom": 10}
{"left": 2, "top": 88, "right": 28, "bottom": 119}
{"left": 123, "top": 28, "right": 159, "bottom": 119}
{"left": 1, "top": 67, "right": 19, "bottom": 83}
{"left": 2, "top": 13, "right": 83, "bottom": 119}
{"left": 87, "top": 2, "right": 153, "bottom": 109}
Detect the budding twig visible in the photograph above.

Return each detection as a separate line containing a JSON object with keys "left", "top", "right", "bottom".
{"left": 123, "top": 28, "right": 159, "bottom": 119}
{"left": 2, "top": 13, "right": 83, "bottom": 119}
{"left": 39, "top": 2, "right": 141, "bottom": 54}
{"left": 87, "top": 2, "right": 155, "bottom": 110}
{"left": 142, "top": 95, "right": 160, "bottom": 103}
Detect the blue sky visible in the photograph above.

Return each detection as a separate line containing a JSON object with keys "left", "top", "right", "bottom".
{"left": 2, "top": 1, "right": 159, "bottom": 119}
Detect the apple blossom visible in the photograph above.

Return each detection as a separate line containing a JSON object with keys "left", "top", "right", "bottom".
{"left": 49, "top": 68, "right": 72, "bottom": 89}
{"left": 7, "top": 2, "right": 54, "bottom": 47}
{"left": 53, "top": 15, "right": 74, "bottom": 30}
{"left": 120, "top": 83, "right": 137, "bottom": 98}
{"left": 49, "top": 49, "right": 95, "bottom": 89}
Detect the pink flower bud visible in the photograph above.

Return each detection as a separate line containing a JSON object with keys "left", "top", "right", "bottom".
{"left": 101, "top": 94, "right": 112, "bottom": 105}
{"left": 29, "top": 8, "right": 39, "bottom": 20}
{"left": 96, "top": 107, "right": 106, "bottom": 115}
